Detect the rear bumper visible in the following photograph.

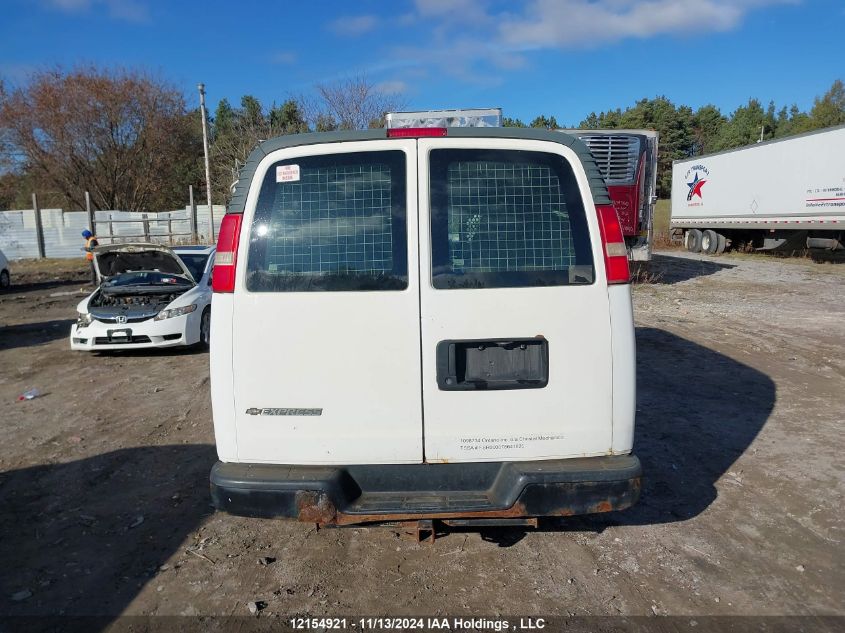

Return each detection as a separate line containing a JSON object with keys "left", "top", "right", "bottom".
{"left": 210, "top": 455, "right": 641, "bottom": 525}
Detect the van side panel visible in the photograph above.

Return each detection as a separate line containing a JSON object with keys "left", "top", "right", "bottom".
{"left": 608, "top": 284, "right": 636, "bottom": 454}
{"left": 209, "top": 293, "right": 238, "bottom": 461}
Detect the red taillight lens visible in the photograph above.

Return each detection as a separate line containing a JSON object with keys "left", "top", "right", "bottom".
{"left": 212, "top": 213, "right": 243, "bottom": 293}
{"left": 387, "top": 127, "right": 448, "bottom": 138}
{"left": 595, "top": 205, "right": 630, "bottom": 284}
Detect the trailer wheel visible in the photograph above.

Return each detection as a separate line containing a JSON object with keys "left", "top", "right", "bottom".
{"left": 684, "top": 229, "right": 702, "bottom": 253}
{"left": 702, "top": 230, "right": 720, "bottom": 254}
{"left": 715, "top": 232, "right": 727, "bottom": 255}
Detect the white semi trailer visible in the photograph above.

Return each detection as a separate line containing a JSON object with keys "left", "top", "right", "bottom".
{"left": 671, "top": 125, "right": 845, "bottom": 254}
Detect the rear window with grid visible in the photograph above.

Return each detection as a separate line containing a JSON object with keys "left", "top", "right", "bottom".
{"left": 429, "top": 149, "right": 594, "bottom": 289}
{"left": 246, "top": 151, "right": 408, "bottom": 291}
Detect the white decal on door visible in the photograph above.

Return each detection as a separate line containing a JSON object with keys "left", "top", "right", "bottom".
{"left": 458, "top": 434, "right": 565, "bottom": 452}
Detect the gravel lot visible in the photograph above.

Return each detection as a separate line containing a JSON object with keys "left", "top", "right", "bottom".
{"left": 0, "top": 252, "right": 843, "bottom": 623}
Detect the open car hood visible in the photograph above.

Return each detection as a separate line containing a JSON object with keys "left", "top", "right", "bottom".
{"left": 93, "top": 243, "right": 195, "bottom": 283}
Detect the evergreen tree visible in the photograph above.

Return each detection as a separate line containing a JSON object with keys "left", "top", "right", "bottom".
{"left": 502, "top": 116, "right": 527, "bottom": 127}
{"left": 212, "top": 98, "right": 235, "bottom": 138}
{"left": 269, "top": 99, "right": 308, "bottom": 134}
{"left": 807, "top": 79, "right": 845, "bottom": 129}
{"left": 529, "top": 114, "right": 559, "bottom": 129}
{"left": 714, "top": 98, "right": 767, "bottom": 149}
{"left": 691, "top": 104, "right": 725, "bottom": 155}
{"left": 774, "top": 104, "right": 811, "bottom": 138}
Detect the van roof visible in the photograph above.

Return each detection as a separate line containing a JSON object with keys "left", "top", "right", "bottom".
{"left": 227, "top": 128, "right": 612, "bottom": 215}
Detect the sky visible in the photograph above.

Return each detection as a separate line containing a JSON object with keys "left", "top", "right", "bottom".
{"left": 1, "top": 0, "right": 843, "bottom": 124}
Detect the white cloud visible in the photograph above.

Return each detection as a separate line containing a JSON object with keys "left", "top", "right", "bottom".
{"left": 375, "top": 80, "right": 408, "bottom": 94}
{"left": 342, "top": 0, "right": 798, "bottom": 85}
{"left": 328, "top": 15, "right": 379, "bottom": 37}
{"left": 414, "top": 0, "right": 491, "bottom": 22}
{"left": 496, "top": 0, "right": 791, "bottom": 49}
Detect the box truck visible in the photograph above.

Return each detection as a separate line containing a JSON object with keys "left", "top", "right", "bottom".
{"left": 561, "top": 130, "right": 659, "bottom": 262}
{"left": 671, "top": 125, "right": 845, "bottom": 254}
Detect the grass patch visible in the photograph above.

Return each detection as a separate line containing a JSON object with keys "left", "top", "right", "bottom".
{"left": 653, "top": 199, "right": 671, "bottom": 234}
{"left": 651, "top": 199, "right": 680, "bottom": 249}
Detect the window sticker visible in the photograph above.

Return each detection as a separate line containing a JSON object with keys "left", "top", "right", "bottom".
{"left": 276, "top": 164, "right": 300, "bottom": 183}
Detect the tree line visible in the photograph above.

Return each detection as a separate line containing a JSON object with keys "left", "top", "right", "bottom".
{"left": 0, "top": 67, "right": 842, "bottom": 211}
{"left": 504, "top": 80, "right": 845, "bottom": 197}
{"left": 0, "top": 70, "right": 402, "bottom": 212}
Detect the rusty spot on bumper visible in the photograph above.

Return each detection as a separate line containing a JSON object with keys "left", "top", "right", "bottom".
{"left": 295, "top": 491, "right": 337, "bottom": 524}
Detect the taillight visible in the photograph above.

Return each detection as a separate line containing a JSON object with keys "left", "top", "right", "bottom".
{"left": 212, "top": 213, "right": 243, "bottom": 293}
{"left": 387, "top": 127, "right": 447, "bottom": 138}
{"left": 595, "top": 205, "right": 630, "bottom": 284}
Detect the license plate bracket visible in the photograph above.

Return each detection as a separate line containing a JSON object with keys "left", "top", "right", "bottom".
{"left": 436, "top": 337, "right": 548, "bottom": 391}
{"left": 107, "top": 328, "right": 133, "bottom": 343}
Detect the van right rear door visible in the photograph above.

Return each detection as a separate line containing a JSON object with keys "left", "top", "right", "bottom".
{"left": 417, "top": 137, "right": 614, "bottom": 463}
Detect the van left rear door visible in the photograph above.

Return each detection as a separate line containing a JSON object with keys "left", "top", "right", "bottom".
{"left": 230, "top": 140, "right": 424, "bottom": 465}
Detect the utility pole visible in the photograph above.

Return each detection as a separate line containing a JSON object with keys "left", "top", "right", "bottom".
{"left": 32, "top": 192, "right": 45, "bottom": 259}
{"left": 198, "top": 83, "right": 215, "bottom": 242}
{"left": 85, "top": 191, "right": 94, "bottom": 235}
{"left": 189, "top": 184, "right": 198, "bottom": 243}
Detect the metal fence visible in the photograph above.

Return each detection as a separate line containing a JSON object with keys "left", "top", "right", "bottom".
{"left": 0, "top": 205, "right": 225, "bottom": 260}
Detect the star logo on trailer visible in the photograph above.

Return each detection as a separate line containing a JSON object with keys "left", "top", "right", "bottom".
{"left": 686, "top": 171, "right": 707, "bottom": 201}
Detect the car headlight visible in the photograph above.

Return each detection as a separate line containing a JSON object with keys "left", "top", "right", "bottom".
{"left": 77, "top": 313, "right": 93, "bottom": 327}
{"left": 154, "top": 304, "right": 197, "bottom": 321}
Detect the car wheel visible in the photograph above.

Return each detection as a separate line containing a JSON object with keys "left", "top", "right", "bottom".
{"left": 715, "top": 232, "right": 727, "bottom": 255}
{"left": 199, "top": 307, "right": 211, "bottom": 349}
{"left": 702, "top": 230, "right": 719, "bottom": 255}
{"left": 685, "top": 229, "right": 703, "bottom": 253}
{"left": 0, "top": 269, "right": 9, "bottom": 291}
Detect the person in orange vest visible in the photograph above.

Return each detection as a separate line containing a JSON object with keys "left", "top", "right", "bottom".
{"left": 82, "top": 229, "right": 99, "bottom": 285}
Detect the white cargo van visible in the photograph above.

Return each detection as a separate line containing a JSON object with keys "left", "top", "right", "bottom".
{"left": 209, "top": 126, "right": 641, "bottom": 526}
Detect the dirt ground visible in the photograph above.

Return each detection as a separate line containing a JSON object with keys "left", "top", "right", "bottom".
{"left": 0, "top": 252, "right": 843, "bottom": 625}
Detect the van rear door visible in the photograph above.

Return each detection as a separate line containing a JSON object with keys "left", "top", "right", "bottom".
{"left": 417, "top": 137, "right": 613, "bottom": 462}
{"left": 230, "top": 140, "right": 423, "bottom": 464}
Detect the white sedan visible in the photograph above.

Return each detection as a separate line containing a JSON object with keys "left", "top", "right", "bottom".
{"left": 70, "top": 244, "right": 215, "bottom": 351}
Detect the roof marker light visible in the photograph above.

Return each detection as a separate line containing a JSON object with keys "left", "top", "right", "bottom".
{"left": 387, "top": 127, "right": 448, "bottom": 138}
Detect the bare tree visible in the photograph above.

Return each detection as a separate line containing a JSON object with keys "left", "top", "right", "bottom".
{"left": 0, "top": 78, "right": 17, "bottom": 174}
{"left": 0, "top": 67, "right": 202, "bottom": 211}
{"left": 305, "top": 75, "right": 406, "bottom": 131}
